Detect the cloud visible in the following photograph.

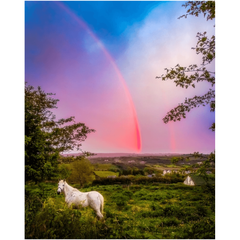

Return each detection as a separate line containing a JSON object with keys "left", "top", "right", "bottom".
{"left": 25, "top": 2, "right": 215, "bottom": 153}
{"left": 117, "top": 4, "right": 215, "bottom": 153}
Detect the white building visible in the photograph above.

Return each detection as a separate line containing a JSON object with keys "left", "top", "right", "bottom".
{"left": 184, "top": 175, "right": 195, "bottom": 186}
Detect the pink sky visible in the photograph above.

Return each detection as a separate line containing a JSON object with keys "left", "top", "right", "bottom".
{"left": 25, "top": 1, "right": 215, "bottom": 154}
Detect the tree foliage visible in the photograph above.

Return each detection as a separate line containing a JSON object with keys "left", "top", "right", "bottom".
{"left": 156, "top": 1, "right": 215, "bottom": 132}
{"left": 171, "top": 157, "right": 180, "bottom": 165}
{"left": 25, "top": 83, "right": 95, "bottom": 182}
{"left": 67, "top": 157, "right": 95, "bottom": 187}
{"left": 178, "top": 1, "right": 215, "bottom": 21}
{"left": 58, "top": 164, "right": 72, "bottom": 180}
{"left": 156, "top": 1, "right": 215, "bottom": 189}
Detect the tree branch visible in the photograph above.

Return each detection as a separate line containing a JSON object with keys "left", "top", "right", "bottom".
{"left": 162, "top": 89, "right": 215, "bottom": 123}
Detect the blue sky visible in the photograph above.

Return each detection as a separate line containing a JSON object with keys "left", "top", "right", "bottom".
{"left": 25, "top": 1, "right": 215, "bottom": 153}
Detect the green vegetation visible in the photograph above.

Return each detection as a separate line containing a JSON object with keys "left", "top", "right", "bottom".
{"left": 25, "top": 151, "right": 215, "bottom": 239}
{"left": 156, "top": 0, "right": 215, "bottom": 198}
{"left": 67, "top": 157, "right": 95, "bottom": 187}
{"left": 93, "top": 175, "right": 185, "bottom": 186}
{"left": 25, "top": 83, "right": 95, "bottom": 183}
{"left": 25, "top": 182, "right": 215, "bottom": 239}
{"left": 189, "top": 174, "right": 215, "bottom": 186}
{"left": 170, "top": 157, "right": 179, "bottom": 165}
{"left": 94, "top": 171, "right": 119, "bottom": 178}
{"left": 93, "top": 163, "right": 119, "bottom": 171}
{"left": 25, "top": 151, "right": 214, "bottom": 239}
{"left": 165, "top": 164, "right": 179, "bottom": 168}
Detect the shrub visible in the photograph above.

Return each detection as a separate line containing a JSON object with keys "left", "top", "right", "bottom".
{"left": 25, "top": 197, "right": 115, "bottom": 239}
{"left": 68, "top": 158, "right": 95, "bottom": 187}
{"left": 140, "top": 209, "right": 164, "bottom": 218}
{"left": 163, "top": 217, "right": 180, "bottom": 227}
{"left": 110, "top": 191, "right": 132, "bottom": 208}
{"left": 133, "top": 189, "right": 149, "bottom": 199}
{"left": 162, "top": 204, "right": 181, "bottom": 217}
{"left": 58, "top": 164, "right": 71, "bottom": 179}
{"left": 178, "top": 217, "right": 215, "bottom": 239}
{"left": 92, "top": 175, "right": 184, "bottom": 186}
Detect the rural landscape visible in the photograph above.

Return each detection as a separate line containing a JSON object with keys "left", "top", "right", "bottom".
{"left": 25, "top": 1, "right": 215, "bottom": 239}
{"left": 25, "top": 152, "right": 215, "bottom": 239}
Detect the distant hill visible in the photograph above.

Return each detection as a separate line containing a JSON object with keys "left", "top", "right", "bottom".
{"left": 61, "top": 152, "right": 183, "bottom": 158}
{"left": 60, "top": 152, "right": 209, "bottom": 170}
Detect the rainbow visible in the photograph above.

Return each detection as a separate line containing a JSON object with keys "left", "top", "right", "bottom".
{"left": 56, "top": 2, "right": 141, "bottom": 152}
{"left": 161, "top": 90, "right": 176, "bottom": 152}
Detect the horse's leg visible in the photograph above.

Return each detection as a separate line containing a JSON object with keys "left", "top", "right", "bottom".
{"left": 96, "top": 196, "right": 104, "bottom": 219}
{"left": 89, "top": 197, "right": 103, "bottom": 219}
{"left": 99, "top": 194, "right": 104, "bottom": 214}
{"left": 95, "top": 209, "right": 103, "bottom": 219}
{"left": 67, "top": 202, "right": 73, "bottom": 208}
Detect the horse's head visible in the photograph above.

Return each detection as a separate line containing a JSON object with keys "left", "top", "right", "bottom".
{"left": 57, "top": 179, "right": 66, "bottom": 195}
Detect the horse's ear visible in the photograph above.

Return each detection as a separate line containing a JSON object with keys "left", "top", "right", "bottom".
{"left": 63, "top": 179, "right": 66, "bottom": 182}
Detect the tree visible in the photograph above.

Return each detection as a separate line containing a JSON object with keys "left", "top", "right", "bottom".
{"left": 156, "top": 1, "right": 215, "bottom": 186}
{"left": 25, "top": 83, "right": 95, "bottom": 182}
{"left": 171, "top": 157, "right": 180, "bottom": 165}
{"left": 132, "top": 166, "right": 139, "bottom": 175}
{"left": 58, "top": 164, "right": 72, "bottom": 180}
{"left": 143, "top": 166, "right": 155, "bottom": 175}
{"left": 68, "top": 157, "right": 95, "bottom": 187}
{"left": 58, "top": 155, "right": 76, "bottom": 164}
{"left": 156, "top": 1, "right": 215, "bottom": 131}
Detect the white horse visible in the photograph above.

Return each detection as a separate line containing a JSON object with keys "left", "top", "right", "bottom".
{"left": 57, "top": 180, "right": 104, "bottom": 219}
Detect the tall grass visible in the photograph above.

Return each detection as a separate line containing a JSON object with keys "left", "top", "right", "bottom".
{"left": 25, "top": 182, "right": 215, "bottom": 239}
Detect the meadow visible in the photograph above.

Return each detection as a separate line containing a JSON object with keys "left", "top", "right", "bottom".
{"left": 94, "top": 171, "right": 119, "bottom": 177}
{"left": 25, "top": 180, "right": 215, "bottom": 239}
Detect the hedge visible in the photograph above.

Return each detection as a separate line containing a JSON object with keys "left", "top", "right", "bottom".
{"left": 92, "top": 176, "right": 185, "bottom": 185}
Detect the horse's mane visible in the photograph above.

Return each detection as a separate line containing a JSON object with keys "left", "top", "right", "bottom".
{"left": 65, "top": 182, "right": 81, "bottom": 193}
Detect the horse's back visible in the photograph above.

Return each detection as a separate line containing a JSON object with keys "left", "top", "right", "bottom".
{"left": 87, "top": 191, "right": 103, "bottom": 200}
{"left": 87, "top": 191, "right": 103, "bottom": 206}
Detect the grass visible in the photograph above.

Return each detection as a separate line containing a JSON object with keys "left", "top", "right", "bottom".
{"left": 181, "top": 164, "right": 192, "bottom": 167}
{"left": 165, "top": 164, "right": 180, "bottom": 168}
{"left": 94, "top": 171, "right": 119, "bottom": 177}
{"left": 25, "top": 181, "right": 215, "bottom": 239}
{"left": 93, "top": 163, "right": 119, "bottom": 171}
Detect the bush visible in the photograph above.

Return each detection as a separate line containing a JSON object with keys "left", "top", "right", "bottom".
{"left": 25, "top": 197, "right": 114, "bottom": 239}
{"left": 162, "top": 205, "right": 181, "bottom": 217}
{"left": 110, "top": 191, "right": 133, "bottom": 208}
{"left": 140, "top": 209, "right": 164, "bottom": 218}
{"left": 133, "top": 189, "right": 149, "bottom": 199}
{"left": 178, "top": 217, "right": 215, "bottom": 239}
{"left": 68, "top": 158, "right": 95, "bottom": 187}
{"left": 58, "top": 164, "right": 71, "bottom": 179}
{"left": 163, "top": 217, "right": 180, "bottom": 227}
{"left": 92, "top": 175, "right": 184, "bottom": 186}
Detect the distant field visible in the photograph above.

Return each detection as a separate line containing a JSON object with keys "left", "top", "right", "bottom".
{"left": 93, "top": 163, "right": 119, "bottom": 171}
{"left": 94, "top": 171, "right": 119, "bottom": 177}
{"left": 88, "top": 154, "right": 205, "bottom": 169}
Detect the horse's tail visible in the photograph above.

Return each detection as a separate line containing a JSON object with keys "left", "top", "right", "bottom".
{"left": 100, "top": 194, "right": 104, "bottom": 214}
